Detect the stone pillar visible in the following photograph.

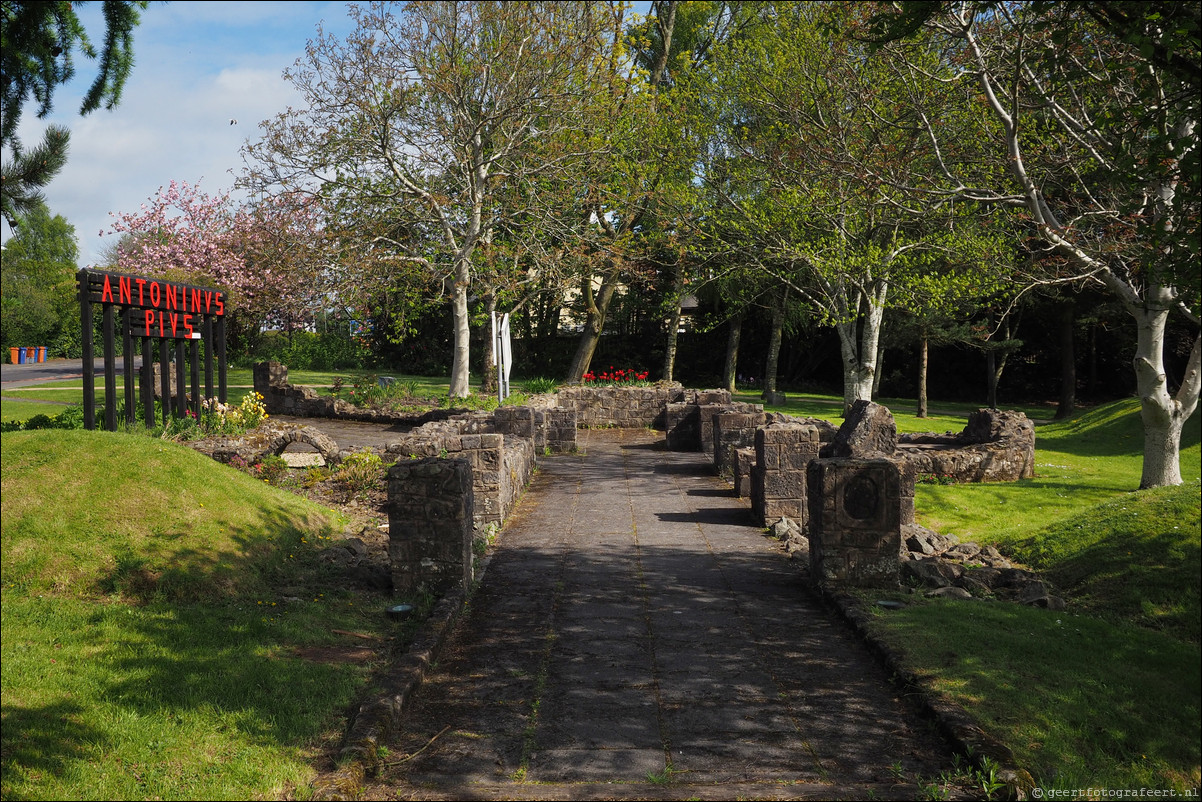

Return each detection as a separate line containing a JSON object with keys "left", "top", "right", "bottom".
{"left": 714, "top": 411, "right": 767, "bottom": 478}
{"left": 697, "top": 404, "right": 727, "bottom": 460}
{"left": 751, "top": 423, "right": 820, "bottom": 527}
{"left": 253, "top": 361, "right": 288, "bottom": 395}
{"left": 543, "top": 408, "right": 578, "bottom": 453}
{"left": 464, "top": 433, "right": 505, "bottom": 532}
{"left": 733, "top": 447, "right": 756, "bottom": 498}
{"left": 387, "top": 458, "right": 474, "bottom": 596}
{"left": 806, "top": 458, "right": 902, "bottom": 588}
{"left": 665, "top": 402, "right": 701, "bottom": 451}
{"left": 141, "top": 362, "right": 179, "bottom": 399}
{"left": 493, "top": 406, "right": 537, "bottom": 441}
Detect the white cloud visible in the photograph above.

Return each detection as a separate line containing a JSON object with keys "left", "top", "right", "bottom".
{"left": 2, "top": 2, "right": 354, "bottom": 267}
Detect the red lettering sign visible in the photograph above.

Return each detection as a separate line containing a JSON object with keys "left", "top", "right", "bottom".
{"left": 118, "top": 276, "right": 132, "bottom": 305}
{"left": 150, "top": 281, "right": 161, "bottom": 307}
{"left": 101, "top": 274, "right": 115, "bottom": 303}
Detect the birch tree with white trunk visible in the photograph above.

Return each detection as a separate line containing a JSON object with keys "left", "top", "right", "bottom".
{"left": 243, "top": 1, "right": 616, "bottom": 397}
{"left": 699, "top": 2, "right": 1004, "bottom": 412}
{"left": 872, "top": 1, "right": 1200, "bottom": 487}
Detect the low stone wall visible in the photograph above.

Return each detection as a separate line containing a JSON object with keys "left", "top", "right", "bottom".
{"left": 713, "top": 410, "right": 768, "bottom": 479}
{"left": 199, "top": 420, "right": 342, "bottom": 466}
{"left": 734, "top": 448, "right": 756, "bottom": 498}
{"left": 253, "top": 361, "right": 467, "bottom": 427}
{"left": 386, "top": 424, "right": 535, "bottom": 535}
{"left": 555, "top": 384, "right": 685, "bottom": 429}
{"left": 898, "top": 408, "right": 1036, "bottom": 483}
{"left": 699, "top": 402, "right": 763, "bottom": 458}
{"left": 665, "top": 390, "right": 733, "bottom": 450}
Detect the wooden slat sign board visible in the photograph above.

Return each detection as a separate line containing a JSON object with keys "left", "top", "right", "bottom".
{"left": 77, "top": 269, "right": 228, "bottom": 431}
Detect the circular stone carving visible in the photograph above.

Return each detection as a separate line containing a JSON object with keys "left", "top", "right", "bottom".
{"left": 843, "top": 475, "right": 879, "bottom": 521}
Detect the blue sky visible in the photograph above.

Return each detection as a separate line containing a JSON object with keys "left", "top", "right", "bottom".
{"left": 3, "top": 1, "right": 357, "bottom": 266}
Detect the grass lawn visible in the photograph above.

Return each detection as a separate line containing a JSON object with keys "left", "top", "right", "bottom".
{"left": 0, "top": 368, "right": 466, "bottom": 424}
{"left": 0, "top": 429, "right": 420, "bottom": 801}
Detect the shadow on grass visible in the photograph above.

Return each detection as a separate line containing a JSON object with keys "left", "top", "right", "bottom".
{"left": 93, "top": 509, "right": 334, "bottom": 604}
{"left": 1045, "top": 537, "right": 1202, "bottom": 642}
{"left": 1038, "top": 400, "right": 1202, "bottom": 459}
{"left": 870, "top": 600, "right": 1201, "bottom": 789}
{"left": 0, "top": 701, "right": 104, "bottom": 800}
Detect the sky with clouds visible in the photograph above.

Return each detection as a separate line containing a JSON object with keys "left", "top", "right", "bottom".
{"left": 3, "top": 1, "right": 358, "bottom": 267}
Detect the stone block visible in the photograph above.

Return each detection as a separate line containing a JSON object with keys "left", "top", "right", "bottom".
{"left": 387, "top": 457, "right": 474, "bottom": 596}
{"left": 714, "top": 411, "right": 767, "bottom": 478}
{"left": 665, "top": 403, "right": 701, "bottom": 451}
{"left": 822, "top": 400, "right": 897, "bottom": 458}
{"left": 750, "top": 423, "right": 819, "bottom": 529}
{"left": 806, "top": 458, "right": 901, "bottom": 588}
{"left": 734, "top": 447, "right": 756, "bottom": 498}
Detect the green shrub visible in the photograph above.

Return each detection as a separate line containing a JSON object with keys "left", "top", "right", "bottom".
{"left": 332, "top": 450, "right": 385, "bottom": 500}
{"left": 0, "top": 405, "right": 87, "bottom": 433}
{"left": 523, "top": 377, "right": 559, "bottom": 394}
{"left": 254, "top": 455, "right": 290, "bottom": 486}
{"left": 255, "top": 331, "right": 366, "bottom": 371}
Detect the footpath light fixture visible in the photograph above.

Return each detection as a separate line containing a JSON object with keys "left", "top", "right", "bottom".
{"left": 77, "top": 268, "right": 228, "bottom": 431}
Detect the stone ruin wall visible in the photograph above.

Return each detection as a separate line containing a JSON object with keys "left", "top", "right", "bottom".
{"left": 555, "top": 384, "right": 686, "bottom": 429}
{"left": 897, "top": 408, "right": 1036, "bottom": 483}
{"left": 253, "top": 361, "right": 466, "bottom": 427}
{"left": 387, "top": 457, "right": 474, "bottom": 595}
{"left": 386, "top": 422, "right": 535, "bottom": 535}
{"left": 250, "top": 362, "right": 1037, "bottom": 595}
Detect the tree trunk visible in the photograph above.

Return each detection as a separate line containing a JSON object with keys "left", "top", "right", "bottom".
{"left": 762, "top": 298, "right": 784, "bottom": 398}
{"left": 448, "top": 265, "right": 472, "bottom": 398}
{"left": 662, "top": 265, "right": 683, "bottom": 382}
{"left": 917, "top": 332, "right": 929, "bottom": 418}
{"left": 986, "top": 348, "right": 999, "bottom": 410}
{"left": 482, "top": 292, "right": 497, "bottom": 395}
{"left": 1130, "top": 303, "right": 1201, "bottom": 489}
{"left": 723, "top": 312, "right": 743, "bottom": 394}
{"left": 835, "top": 290, "right": 885, "bottom": 415}
{"left": 984, "top": 315, "right": 1016, "bottom": 410}
{"left": 1086, "top": 321, "right": 1098, "bottom": 398}
{"left": 662, "top": 304, "right": 681, "bottom": 383}
{"left": 1054, "top": 299, "right": 1075, "bottom": 419}
{"left": 566, "top": 267, "right": 619, "bottom": 383}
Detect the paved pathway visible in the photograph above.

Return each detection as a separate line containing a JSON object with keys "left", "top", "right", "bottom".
{"left": 362, "top": 428, "right": 957, "bottom": 800}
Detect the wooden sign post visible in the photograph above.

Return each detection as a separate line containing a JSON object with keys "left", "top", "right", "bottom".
{"left": 77, "top": 269, "right": 227, "bottom": 431}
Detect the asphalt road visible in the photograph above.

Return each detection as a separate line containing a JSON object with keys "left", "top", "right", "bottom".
{"left": 1, "top": 357, "right": 143, "bottom": 388}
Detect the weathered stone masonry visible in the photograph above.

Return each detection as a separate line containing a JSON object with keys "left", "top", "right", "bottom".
{"left": 387, "top": 458, "right": 474, "bottom": 596}
{"left": 750, "top": 423, "right": 821, "bottom": 528}
{"left": 249, "top": 364, "right": 1037, "bottom": 595}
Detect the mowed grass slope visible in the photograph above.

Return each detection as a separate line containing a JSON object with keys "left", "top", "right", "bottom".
{"left": 833, "top": 399, "right": 1200, "bottom": 793}
{"left": 1, "top": 430, "right": 398, "bottom": 801}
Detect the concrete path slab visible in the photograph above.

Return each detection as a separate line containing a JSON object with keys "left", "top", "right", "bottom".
{"left": 363, "top": 428, "right": 959, "bottom": 800}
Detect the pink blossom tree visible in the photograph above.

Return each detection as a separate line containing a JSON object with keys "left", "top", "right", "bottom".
{"left": 101, "top": 180, "right": 325, "bottom": 336}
